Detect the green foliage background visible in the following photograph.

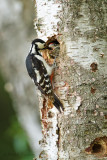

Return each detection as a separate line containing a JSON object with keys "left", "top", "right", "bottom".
{"left": 0, "top": 74, "right": 34, "bottom": 160}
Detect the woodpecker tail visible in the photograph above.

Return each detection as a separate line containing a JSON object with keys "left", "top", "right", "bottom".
{"left": 53, "top": 94, "right": 64, "bottom": 112}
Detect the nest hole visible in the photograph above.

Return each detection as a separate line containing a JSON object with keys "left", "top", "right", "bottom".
{"left": 92, "top": 143, "right": 103, "bottom": 153}
{"left": 45, "top": 35, "right": 60, "bottom": 46}
{"left": 45, "top": 36, "right": 60, "bottom": 60}
{"left": 50, "top": 39, "right": 59, "bottom": 45}
{"left": 85, "top": 136, "right": 107, "bottom": 157}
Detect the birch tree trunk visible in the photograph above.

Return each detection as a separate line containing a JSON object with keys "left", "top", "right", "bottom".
{"left": 34, "top": 0, "right": 107, "bottom": 160}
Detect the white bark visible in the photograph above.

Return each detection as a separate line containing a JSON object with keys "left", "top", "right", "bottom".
{"left": 34, "top": 0, "right": 62, "bottom": 40}
{"left": 34, "top": 1, "right": 63, "bottom": 160}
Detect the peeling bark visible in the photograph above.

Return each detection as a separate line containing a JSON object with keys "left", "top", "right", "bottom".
{"left": 34, "top": 0, "right": 107, "bottom": 159}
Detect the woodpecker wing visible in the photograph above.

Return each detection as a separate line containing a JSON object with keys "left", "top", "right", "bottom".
{"left": 27, "top": 54, "right": 53, "bottom": 96}
{"left": 26, "top": 54, "right": 37, "bottom": 81}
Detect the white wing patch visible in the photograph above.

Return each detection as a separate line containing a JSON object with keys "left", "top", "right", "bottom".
{"left": 40, "top": 79, "right": 45, "bottom": 86}
{"left": 45, "top": 79, "right": 49, "bottom": 82}
{"left": 46, "top": 90, "right": 51, "bottom": 94}
{"left": 34, "top": 69, "right": 41, "bottom": 83}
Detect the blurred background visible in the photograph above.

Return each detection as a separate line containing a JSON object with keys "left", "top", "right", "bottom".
{"left": 0, "top": 0, "right": 42, "bottom": 159}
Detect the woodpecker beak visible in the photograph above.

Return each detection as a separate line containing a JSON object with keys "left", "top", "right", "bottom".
{"left": 46, "top": 46, "right": 53, "bottom": 50}
{"left": 44, "top": 44, "right": 53, "bottom": 50}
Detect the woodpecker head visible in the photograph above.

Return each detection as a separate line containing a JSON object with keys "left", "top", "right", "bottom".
{"left": 30, "top": 38, "right": 52, "bottom": 55}
{"left": 32, "top": 39, "right": 46, "bottom": 50}
{"left": 47, "top": 41, "right": 60, "bottom": 59}
{"left": 48, "top": 41, "right": 60, "bottom": 50}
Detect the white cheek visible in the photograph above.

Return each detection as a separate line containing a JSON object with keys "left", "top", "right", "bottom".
{"left": 37, "top": 42, "right": 44, "bottom": 49}
{"left": 49, "top": 44, "right": 54, "bottom": 48}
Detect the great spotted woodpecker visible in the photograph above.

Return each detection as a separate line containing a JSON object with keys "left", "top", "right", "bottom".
{"left": 26, "top": 39, "right": 64, "bottom": 112}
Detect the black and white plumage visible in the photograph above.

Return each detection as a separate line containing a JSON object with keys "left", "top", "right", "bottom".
{"left": 26, "top": 39, "right": 64, "bottom": 112}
